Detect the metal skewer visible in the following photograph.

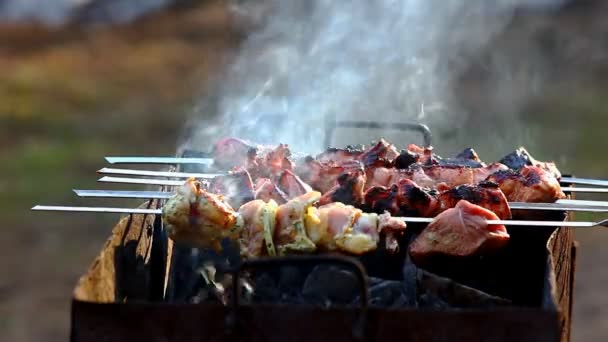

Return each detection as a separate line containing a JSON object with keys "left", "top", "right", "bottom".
{"left": 71, "top": 189, "right": 608, "bottom": 212}
{"left": 95, "top": 176, "right": 608, "bottom": 193}
{"left": 29, "top": 205, "right": 608, "bottom": 228}
{"left": 105, "top": 157, "right": 214, "bottom": 166}
{"left": 97, "top": 167, "right": 223, "bottom": 179}
{"left": 99, "top": 166, "right": 608, "bottom": 188}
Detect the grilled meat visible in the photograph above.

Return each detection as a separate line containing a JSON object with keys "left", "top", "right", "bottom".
{"left": 295, "top": 158, "right": 364, "bottom": 194}
{"left": 357, "top": 139, "right": 400, "bottom": 167}
{"left": 254, "top": 178, "right": 288, "bottom": 204}
{"left": 437, "top": 182, "right": 512, "bottom": 219}
{"left": 274, "top": 191, "right": 320, "bottom": 255}
{"left": 316, "top": 146, "right": 364, "bottom": 163}
{"left": 394, "top": 149, "right": 420, "bottom": 169}
{"left": 275, "top": 169, "right": 313, "bottom": 199}
{"left": 318, "top": 169, "right": 367, "bottom": 206}
{"left": 486, "top": 166, "right": 566, "bottom": 203}
{"left": 208, "top": 169, "right": 255, "bottom": 209}
{"left": 433, "top": 148, "right": 486, "bottom": 168}
{"left": 162, "top": 178, "right": 241, "bottom": 251}
{"left": 364, "top": 185, "right": 401, "bottom": 215}
{"left": 396, "top": 179, "right": 441, "bottom": 217}
{"left": 163, "top": 179, "right": 408, "bottom": 256}
{"left": 409, "top": 200, "right": 510, "bottom": 265}
{"left": 499, "top": 147, "right": 561, "bottom": 179}
{"left": 237, "top": 199, "right": 278, "bottom": 258}
{"left": 213, "top": 137, "right": 255, "bottom": 169}
{"left": 364, "top": 179, "right": 511, "bottom": 219}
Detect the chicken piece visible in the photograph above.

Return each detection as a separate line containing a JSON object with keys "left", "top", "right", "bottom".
{"left": 295, "top": 158, "right": 364, "bottom": 193}
{"left": 409, "top": 200, "right": 510, "bottom": 264}
{"left": 304, "top": 203, "right": 403, "bottom": 255}
{"left": 318, "top": 169, "right": 367, "bottom": 206}
{"left": 274, "top": 191, "right": 320, "bottom": 255}
{"left": 275, "top": 169, "right": 313, "bottom": 199}
{"left": 364, "top": 185, "right": 401, "bottom": 215}
{"left": 237, "top": 200, "right": 278, "bottom": 258}
{"left": 378, "top": 212, "right": 408, "bottom": 252}
{"left": 486, "top": 166, "right": 566, "bottom": 203}
{"left": 209, "top": 169, "right": 255, "bottom": 208}
{"left": 499, "top": 147, "right": 562, "bottom": 179}
{"left": 357, "top": 139, "right": 400, "bottom": 167}
{"left": 254, "top": 178, "right": 288, "bottom": 204}
{"left": 162, "top": 178, "right": 242, "bottom": 251}
{"left": 396, "top": 179, "right": 441, "bottom": 217}
{"left": 421, "top": 165, "right": 476, "bottom": 188}
{"left": 437, "top": 182, "right": 512, "bottom": 219}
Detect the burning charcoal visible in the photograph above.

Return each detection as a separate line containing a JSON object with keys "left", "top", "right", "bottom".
{"left": 352, "top": 280, "right": 410, "bottom": 308}
{"left": 278, "top": 266, "right": 305, "bottom": 297}
{"left": 417, "top": 270, "right": 512, "bottom": 308}
{"left": 418, "top": 293, "right": 451, "bottom": 310}
{"left": 252, "top": 272, "right": 280, "bottom": 303}
{"left": 302, "top": 265, "right": 360, "bottom": 305}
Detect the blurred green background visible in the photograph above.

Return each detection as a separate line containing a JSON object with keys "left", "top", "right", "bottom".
{"left": 1, "top": 0, "right": 608, "bottom": 341}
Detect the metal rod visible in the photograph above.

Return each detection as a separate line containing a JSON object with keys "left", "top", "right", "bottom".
{"left": 73, "top": 190, "right": 174, "bottom": 199}
{"left": 100, "top": 167, "right": 608, "bottom": 189}
{"left": 70, "top": 189, "right": 608, "bottom": 212}
{"left": 97, "top": 176, "right": 186, "bottom": 186}
{"left": 98, "top": 167, "right": 223, "bottom": 179}
{"left": 95, "top": 176, "right": 608, "bottom": 193}
{"left": 30, "top": 205, "right": 608, "bottom": 228}
{"left": 561, "top": 177, "right": 608, "bottom": 187}
{"left": 31, "top": 205, "right": 162, "bottom": 214}
{"left": 105, "top": 157, "right": 214, "bottom": 166}
{"left": 562, "top": 187, "right": 608, "bottom": 193}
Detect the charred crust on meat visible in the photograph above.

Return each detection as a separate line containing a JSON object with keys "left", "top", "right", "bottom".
{"left": 499, "top": 147, "right": 533, "bottom": 171}
{"left": 394, "top": 150, "right": 419, "bottom": 169}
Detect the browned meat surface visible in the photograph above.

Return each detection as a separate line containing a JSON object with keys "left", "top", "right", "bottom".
{"left": 486, "top": 166, "right": 566, "bottom": 202}
{"left": 409, "top": 200, "right": 510, "bottom": 265}
{"left": 396, "top": 179, "right": 441, "bottom": 217}
{"left": 437, "top": 182, "right": 512, "bottom": 219}
{"left": 208, "top": 169, "right": 255, "bottom": 208}
{"left": 316, "top": 146, "right": 364, "bottom": 163}
{"left": 364, "top": 185, "right": 401, "bottom": 215}
{"left": 254, "top": 178, "right": 288, "bottom": 204}
{"left": 295, "top": 158, "right": 364, "bottom": 193}
{"left": 274, "top": 192, "right": 320, "bottom": 254}
{"left": 357, "top": 138, "right": 400, "bottom": 167}
{"left": 499, "top": 147, "right": 562, "bottom": 179}
{"left": 275, "top": 169, "right": 313, "bottom": 199}
{"left": 318, "top": 169, "right": 367, "bottom": 206}
{"left": 213, "top": 137, "right": 256, "bottom": 169}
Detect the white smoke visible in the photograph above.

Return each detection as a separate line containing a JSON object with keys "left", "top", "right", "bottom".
{"left": 184, "top": 0, "right": 567, "bottom": 156}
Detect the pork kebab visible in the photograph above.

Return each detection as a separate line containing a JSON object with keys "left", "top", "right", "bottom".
{"left": 162, "top": 178, "right": 510, "bottom": 264}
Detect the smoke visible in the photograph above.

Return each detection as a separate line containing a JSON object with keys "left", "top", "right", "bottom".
{"left": 184, "top": 0, "right": 567, "bottom": 156}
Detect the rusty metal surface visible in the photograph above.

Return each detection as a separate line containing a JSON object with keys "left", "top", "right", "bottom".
{"left": 70, "top": 227, "right": 575, "bottom": 342}
{"left": 71, "top": 301, "right": 559, "bottom": 342}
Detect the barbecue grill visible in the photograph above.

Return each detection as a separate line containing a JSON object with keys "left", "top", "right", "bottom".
{"left": 34, "top": 122, "right": 584, "bottom": 342}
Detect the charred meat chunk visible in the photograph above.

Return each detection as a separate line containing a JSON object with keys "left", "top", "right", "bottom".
{"left": 396, "top": 179, "right": 440, "bottom": 217}
{"left": 209, "top": 169, "right": 255, "bottom": 208}
{"left": 409, "top": 200, "right": 510, "bottom": 265}
{"left": 275, "top": 169, "right": 313, "bottom": 200}
{"left": 437, "top": 182, "right": 512, "bottom": 219}
{"left": 486, "top": 166, "right": 565, "bottom": 203}
{"left": 499, "top": 147, "right": 561, "bottom": 179}
{"left": 319, "top": 169, "right": 367, "bottom": 207}
{"left": 357, "top": 139, "right": 400, "bottom": 167}
{"left": 316, "top": 146, "right": 364, "bottom": 163}
{"left": 295, "top": 158, "right": 364, "bottom": 194}
{"left": 364, "top": 185, "right": 401, "bottom": 215}
{"left": 394, "top": 150, "right": 420, "bottom": 169}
